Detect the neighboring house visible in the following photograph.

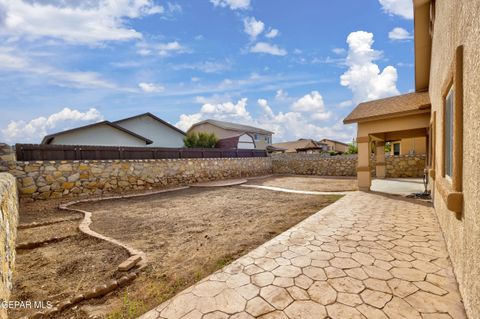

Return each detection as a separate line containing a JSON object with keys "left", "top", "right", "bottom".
{"left": 344, "top": 1, "right": 480, "bottom": 317}
{"left": 41, "top": 113, "right": 185, "bottom": 147}
{"left": 41, "top": 121, "right": 153, "bottom": 147}
{"left": 318, "top": 139, "right": 349, "bottom": 154}
{"left": 272, "top": 139, "right": 328, "bottom": 154}
{"left": 215, "top": 133, "right": 255, "bottom": 149}
{"left": 188, "top": 119, "right": 273, "bottom": 150}
{"left": 113, "top": 113, "right": 185, "bottom": 148}
{"left": 389, "top": 137, "right": 427, "bottom": 156}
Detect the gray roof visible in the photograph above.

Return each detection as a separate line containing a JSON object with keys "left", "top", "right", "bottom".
{"left": 191, "top": 119, "right": 274, "bottom": 135}
{"left": 113, "top": 112, "right": 186, "bottom": 135}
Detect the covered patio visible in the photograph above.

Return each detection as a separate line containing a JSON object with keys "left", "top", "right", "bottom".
{"left": 343, "top": 92, "right": 431, "bottom": 191}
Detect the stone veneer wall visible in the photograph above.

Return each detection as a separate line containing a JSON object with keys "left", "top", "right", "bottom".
{"left": 7, "top": 158, "right": 272, "bottom": 200}
{"left": 271, "top": 154, "right": 357, "bottom": 176}
{"left": 0, "top": 173, "right": 18, "bottom": 319}
{"left": 0, "top": 144, "right": 15, "bottom": 173}
{"left": 271, "top": 153, "right": 426, "bottom": 178}
{"left": 385, "top": 154, "right": 427, "bottom": 178}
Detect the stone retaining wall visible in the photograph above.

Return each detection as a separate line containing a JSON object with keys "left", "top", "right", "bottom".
{"left": 271, "top": 154, "right": 357, "bottom": 176}
{"left": 7, "top": 158, "right": 273, "bottom": 200}
{"left": 0, "top": 173, "right": 18, "bottom": 319}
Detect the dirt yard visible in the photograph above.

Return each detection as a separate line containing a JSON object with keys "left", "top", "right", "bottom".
{"left": 247, "top": 175, "right": 358, "bottom": 192}
{"left": 10, "top": 183, "right": 342, "bottom": 319}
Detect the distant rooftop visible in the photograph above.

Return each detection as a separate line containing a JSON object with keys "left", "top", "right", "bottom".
{"left": 191, "top": 119, "right": 274, "bottom": 135}
{"left": 343, "top": 92, "right": 431, "bottom": 124}
{"left": 272, "top": 139, "right": 325, "bottom": 153}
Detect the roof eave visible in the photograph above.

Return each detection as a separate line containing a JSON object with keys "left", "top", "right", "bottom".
{"left": 343, "top": 107, "right": 431, "bottom": 124}
{"left": 413, "top": 0, "right": 432, "bottom": 92}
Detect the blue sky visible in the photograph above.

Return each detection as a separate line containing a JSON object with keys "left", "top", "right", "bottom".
{"left": 0, "top": 0, "right": 414, "bottom": 144}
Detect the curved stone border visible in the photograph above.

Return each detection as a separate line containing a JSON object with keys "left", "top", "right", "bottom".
{"left": 191, "top": 179, "right": 247, "bottom": 187}
{"left": 29, "top": 272, "right": 138, "bottom": 319}
{"left": 59, "top": 187, "right": 189, "bottom": 269}
{"left": 241, "top": 184, "right": 352, "bottom": 195}
{"left": 26, "top": 187, "right": 190, "bottom": 319}
{"left": 16, "top": 234, "right": 75, "bottom": 250}
{"left": 18, "top": 216, "right": 83, "bottom": 229}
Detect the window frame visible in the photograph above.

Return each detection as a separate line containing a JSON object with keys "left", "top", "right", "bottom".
{"left": 393, "top": 143, "right": 401, "bottom": 156}
{"left": 437, "top": 45, "right": 464, "bottom": 214}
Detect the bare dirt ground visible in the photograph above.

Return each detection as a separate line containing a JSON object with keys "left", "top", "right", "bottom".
{"left": 10, "top": 181, "right": 344, "bottom": 319}
{"left": 247, "top": 175, "right": 358, "bottom": 192}
{"left": 70, "top": 186, "right": 340, "bottom": 318}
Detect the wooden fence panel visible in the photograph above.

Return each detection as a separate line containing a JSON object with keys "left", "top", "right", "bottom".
{"left": 15, "top": 144, "right": 267, "bottom": 161}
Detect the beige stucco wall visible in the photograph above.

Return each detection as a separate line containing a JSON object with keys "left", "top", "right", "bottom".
{"left": 428, "top": 0, "right": 480, "bottom": 317}
{"left": 0, "top": 173, "right": 18, "bottom": 319}
{"left": 390, "top": 137, "right": 427, "bottom": 155}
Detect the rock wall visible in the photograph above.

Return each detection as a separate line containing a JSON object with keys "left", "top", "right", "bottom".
{"left": 271, "top": 153, "right": 426, "bottom": 178}
{"left": 385, "top": 154, "right": 427, "bottom": 178}
{"left": 0, "top": 144, "right": 15, "bottom": 173}
{"left": 0, "top": 173, "right": 18, "bottom": 319}
{"left": 271, "top": 154, "right": 357, "bottom": 176}
{"left": 7, "top": 158, "right": 273, "bottom": 200}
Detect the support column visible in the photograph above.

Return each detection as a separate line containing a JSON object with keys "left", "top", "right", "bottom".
{"left": 356, "top": 136, "right": 371, "bottom": 191}
{"left": 376, "top": 141, "right": 386, "bottom": 179}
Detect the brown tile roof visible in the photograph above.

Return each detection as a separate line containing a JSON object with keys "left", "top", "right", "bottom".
{"left": 272, "top": 139, "right": 325, "bottom": 153}
{"left": 343, "top": 92, "right": 431, "bottom": 124}
{"left": 191, "top": 119, "right": 274, "bottom": 135}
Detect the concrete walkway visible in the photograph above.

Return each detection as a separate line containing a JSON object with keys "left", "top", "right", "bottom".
{"left": 139, "top": 192, "right": 466, "bottom": 319}
{"left": 371, "top": 178, "right": 426, "bottom": 196}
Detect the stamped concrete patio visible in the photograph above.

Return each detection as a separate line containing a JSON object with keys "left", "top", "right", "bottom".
{"left": 139, "top": 191, "right": 466, "bottom": 319}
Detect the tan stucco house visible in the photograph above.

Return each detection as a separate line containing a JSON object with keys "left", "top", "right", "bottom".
{"left": 319, "top": 138, "right": 349, "bottom": 154}
{"left": 344, "top": 0, "right": 480, "bottom": 316}
{"left": 188, "top": 119, "right": 273, "bottom": 150}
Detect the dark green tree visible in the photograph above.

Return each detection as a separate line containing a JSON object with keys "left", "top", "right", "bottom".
{"left": 183, "top": 132, "right": 218, "bottom": 148}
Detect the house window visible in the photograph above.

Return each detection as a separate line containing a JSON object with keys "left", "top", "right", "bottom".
{"left": 393, "top": 143, "right": 400, "bottom": 156}
{"left": 444, "top": 87, "right": 454, "bottom": 179}
{"left": 254, "top": 134, "right": 259, "bottom": 140}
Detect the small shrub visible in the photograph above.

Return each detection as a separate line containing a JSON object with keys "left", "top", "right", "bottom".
{"left": 183, "top": 132, "right": 218, "bottom": 148}
{"left": 346, "top": 141, "right": 358, "bottom": 154}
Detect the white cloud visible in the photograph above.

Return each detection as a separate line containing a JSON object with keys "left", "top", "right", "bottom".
{"left": 340, "top": 31, "right": 399, "bottom": 104}
{"left": 136, "top": 40, "right": 188, "bottom": 57}
{"left": 250, "top": 42, "right": 287, "bottom": 56}
{"left": 172, "top": 59, "right": 232, "bottom": 73}
{"left": 138, "top": 82, "right": 165, "bottom": 93}
{"left": 243, "top": 17, "right": 265, "bottom": 39}
{"left": 291, "top": 91, "right": 332, "bottom": 121}
{"left": 210, "top": 0, "right": 250, "bottom": 10}
{"left": 379, "top": 0, "right": 413, "bottom": 19}
{"left": 157, "top": 41, "right": 186, "bottom": 56}
{"left": 0, "top": 47, "right": 118, "bottom": 89}
{"left": 338, "top": 100, "right": 353, "bottom": 108}
{"left": 332, "top": 48, "right": 346, "bottom": 55}
{"left": 2, "top": 107, "right": 104, "bottom": 143}
{"left": 0, "top": 0, "right": 164, "bottom": 44}
{"left": 257, "top": 98, "right": 274, "bottom": 117}
{"left": 275, "top": 89, "right": 288, "bottom": 101}
{"left": 388, "top": 27, "right": 413, "bottom": 41}
{"left": 265, "top": 28, "right": 279, "bottom": 39}
{"left": 175, "top": 97, "right": 352, "bottom": 142}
